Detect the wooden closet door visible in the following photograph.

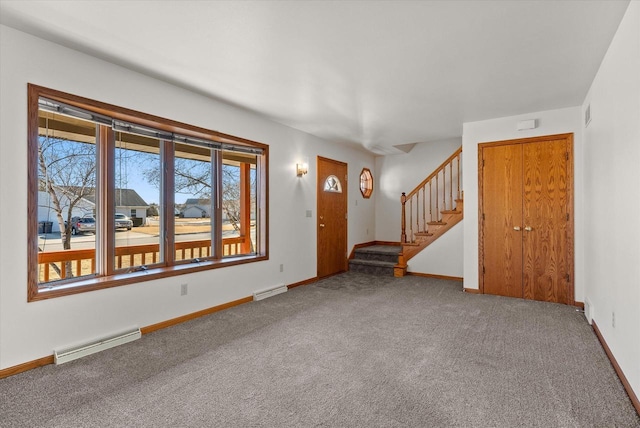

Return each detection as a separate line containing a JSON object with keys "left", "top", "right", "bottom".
{"left": 522, "top": 138, "right": 570, "bottom": 304}
{"left": 481, "top": 144, "right": 524, "bottom": 298}
{"left": 480, "top": 133, "right": 573, "bottom": 305}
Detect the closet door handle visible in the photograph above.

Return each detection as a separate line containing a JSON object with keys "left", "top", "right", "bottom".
{"left": 524, "top": 226, "right": 533, "bottom": 231}
{"left": 513, "top": 226, "right": 521, "bottom": 231}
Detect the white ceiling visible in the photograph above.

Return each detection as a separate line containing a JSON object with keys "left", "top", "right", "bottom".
{"left": 0, "top": 0, "right": 630, "bottom": 154}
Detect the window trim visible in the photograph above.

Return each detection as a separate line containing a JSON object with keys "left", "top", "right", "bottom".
{"left": 28, "top": 84, "right": 269, "bottom": 302}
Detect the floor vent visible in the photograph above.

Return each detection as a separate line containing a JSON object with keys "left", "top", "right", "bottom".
{"left": 54, "top": 328, "right": 141, "bottom": 365}
{"left": 253, "top": 284, "right": 287, "bottom": 301}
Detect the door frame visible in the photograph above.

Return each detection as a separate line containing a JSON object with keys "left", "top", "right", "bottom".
{"left": 316, "top": 156, "right": 348, "bottom": 278}
{"left": 478, "top": 133, "right": 575, "bottom": 304}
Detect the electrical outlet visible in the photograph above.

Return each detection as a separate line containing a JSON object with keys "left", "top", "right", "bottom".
{"left": 279, "top": 264, "right": 284, "bottom": 273}
{"left": 180, "top": 283, "right": 188, "bottom": 296}
{"left": 366, "top": 228, "right": 369, "bottom": 235}
{"left": 612, "top": 311, "right": 615, "bottom": 328}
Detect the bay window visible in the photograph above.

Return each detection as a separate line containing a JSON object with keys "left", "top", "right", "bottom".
{"left": 28, "top": 84, "right": 268, "bottom": 301}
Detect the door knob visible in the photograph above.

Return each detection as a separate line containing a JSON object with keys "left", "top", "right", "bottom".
{"left": 524, "top": 226, "right": 533, "bottom": 231}
{"left": 319, "top": 223, "right": 325, "bottom": 228}
{"left": 513, "top": 226, "right": 521, "bottom": 231}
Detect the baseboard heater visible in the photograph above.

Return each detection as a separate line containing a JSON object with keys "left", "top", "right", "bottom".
{"left": 54, "top": 327, "right": 141, "bottom": 365}
{"left": 253, "top": 284, "right": 287, "bottom": 301}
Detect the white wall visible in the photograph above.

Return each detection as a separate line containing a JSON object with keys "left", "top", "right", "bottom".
{"left": 462, "top": 106, "right": 584, "bottom": 298}
{"left": 460, "top": 1, "right": 640, "bottom": 403}
{"left": 374, "top": 138, "right": 463, "bottom": 277}
{"left": 582, "top": 1, "right": 640, "bottom": 400}
{"left": 406, "top": 222, "right": 463, "bottom": 277}
{"left": 0, "top": 25, "right": 375, "bottom": 369}
{"left": 133, "top": 209, "right": 146, "bottom": 219}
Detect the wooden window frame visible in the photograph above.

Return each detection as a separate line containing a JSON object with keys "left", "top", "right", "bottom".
{"left": 359, "top": 167, "right": 373, "bottom": 198}
{"left": 28, "top": 84, "right": 269, "bottom": 301}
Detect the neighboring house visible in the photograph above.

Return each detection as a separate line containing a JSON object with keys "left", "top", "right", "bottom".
{"left": 38, "top": 187, "right": 149, "bottom": 232}
{"left": 37, "top": 190, "right": 94, "bottom": 233}
{"left": 181, "top": 198, "right": 236, "bottom": 220}
{"left": 110, "top": 189, "right": 150, "bottom": 222}
{"left": 182, "top": 198, "right": 210, "bottom": 218}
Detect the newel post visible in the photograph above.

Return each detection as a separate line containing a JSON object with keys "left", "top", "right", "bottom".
{"left": 400, "top": 192, "right": 407, "bottom": 243}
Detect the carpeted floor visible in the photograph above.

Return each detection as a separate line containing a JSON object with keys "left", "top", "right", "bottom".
{"left": 1, "top": 272, "right": 638, "bottom": 427}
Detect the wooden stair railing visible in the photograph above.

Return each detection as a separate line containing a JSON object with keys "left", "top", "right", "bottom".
{"left": 396, "top": 147, "right": 463, "bottom": 277}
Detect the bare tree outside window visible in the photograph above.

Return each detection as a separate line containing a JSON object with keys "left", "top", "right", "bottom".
{"left": 38, "top": 134, "right": 97, "bottom": 277}
{"left": 143, "top": 157, "right": 256, "bottom": 236}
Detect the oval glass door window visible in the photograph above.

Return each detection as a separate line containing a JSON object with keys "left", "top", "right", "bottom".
{"left": 324, "top": 175, "right": 342, "bottom": 193}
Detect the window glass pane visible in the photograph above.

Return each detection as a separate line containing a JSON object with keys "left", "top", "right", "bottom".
{"left": 324, "top": 175, "right": 342, "bottom": 193}
{"left": 174, "top": 143, "right": 213, "bottom": 261}
{"left": 37, "top": 109, "right": 98, "bottom": 284}
{"left": 222, "top": 150, "right": 258, "bottom": 256}
{"left": 114, "top": 132, "right": 163, "bottom": 271}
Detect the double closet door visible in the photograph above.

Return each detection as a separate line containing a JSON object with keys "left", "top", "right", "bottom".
{"left": 480, "top": 134, "right": 574, "bottom": 305}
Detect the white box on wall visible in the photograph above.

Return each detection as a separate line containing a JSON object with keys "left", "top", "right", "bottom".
{"left": 517, "top": 119, "right": 537, "bottom": 131}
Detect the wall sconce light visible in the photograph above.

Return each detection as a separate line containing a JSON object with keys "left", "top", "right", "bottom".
{"left": 296, "top": 161, "right": 308, "bottom": 177}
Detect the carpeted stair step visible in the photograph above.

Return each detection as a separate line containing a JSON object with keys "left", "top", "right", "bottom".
{"left": 348, "top": 259, "right": 396, "bottom": 276}
{"left": 353, "top": 245, "right": 401, "bottom": 263}
{"left": 350, "top": 244, "right": 401, "bottom": 276}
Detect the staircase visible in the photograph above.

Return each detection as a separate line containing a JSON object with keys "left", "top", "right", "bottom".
{"left": 349, "top": 245, "right": 402, "bottom": 275}
{"left": 349, "top": 147, "right": 463, "bottom": 277}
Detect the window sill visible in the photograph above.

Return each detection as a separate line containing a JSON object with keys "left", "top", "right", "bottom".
{"left": 30, "top": 254, "right": 267, "bottom": 302}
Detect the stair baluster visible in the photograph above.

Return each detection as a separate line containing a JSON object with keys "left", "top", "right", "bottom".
{"left": 435, "top": 174, "right": 439, "bottom": 220}
{"left": 440, "top": 165, "right": 447, "bottom": 214}
{"left": 457, "top": 153, "right": 461, "bottom": 200}
{"left": 422, "top": 186, "right": 426, "bottom": 233}
{"left": 400, "top": 192, "right": 407, "bottom": 244}
{"left": 449, "top": 162, "right": 453, "bottom": 210}
{"left": 409, "top": 198, "right": 413, "bottom": 243}
{"left": 425, "top": 180, "right": 433, "bottom": 221}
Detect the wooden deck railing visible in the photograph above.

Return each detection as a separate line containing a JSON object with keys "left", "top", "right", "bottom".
{"left": 39, "top": 236, "right": 247, "bottom": 282}
{"left": 39, "top": 248, "right": 96, "bottom": 282}
{"left": 401, "top": 147, "right": 462, "bottom": 243}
